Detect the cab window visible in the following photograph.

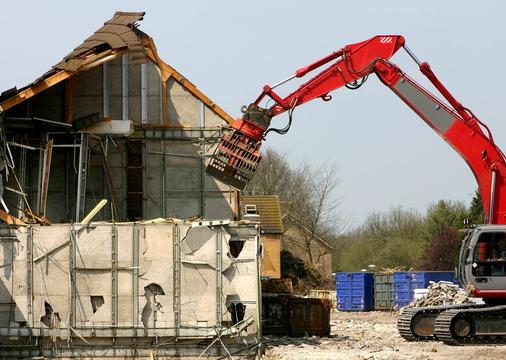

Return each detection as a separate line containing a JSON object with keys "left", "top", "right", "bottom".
{"left": 472, "top": 231, "right": 506, "bottom": 276}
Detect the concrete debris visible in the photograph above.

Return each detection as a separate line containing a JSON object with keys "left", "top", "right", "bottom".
{"left": 262, "top": 311, "right": 506, "bottom": 360}
{"left": 405, "top": 281, "right": 473, "bottom": 308}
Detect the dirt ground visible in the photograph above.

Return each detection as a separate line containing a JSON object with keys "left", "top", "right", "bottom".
{"left": 261, "top": 310, "right": 506, "bottom": 360}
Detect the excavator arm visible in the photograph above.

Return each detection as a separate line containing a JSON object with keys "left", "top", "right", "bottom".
{"left": 206, "top": 35, "right": 506, "bottom": 224}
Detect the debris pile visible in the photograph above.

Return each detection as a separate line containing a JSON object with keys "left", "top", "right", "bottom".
{"left": 406, "top": 281, "right": 473, "bottom": 308}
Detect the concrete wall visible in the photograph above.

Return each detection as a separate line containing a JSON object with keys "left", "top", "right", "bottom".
{"left": 0, "top": 221, "right": 260, "bottom": 357}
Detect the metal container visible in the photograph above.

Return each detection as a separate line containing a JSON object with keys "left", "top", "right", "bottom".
{"left": 336, "top": 272, "right": 374, "bottom": 311}
{"left": 374, "top": 272, "right": 395, "bottom": 310}
{"left": 262, "top": 294, "right": 330, "bottom": 336}
{"left": 394, "top": 271, "right": 456, "bottom": 308}
{"left": 290, "top": 297, "right": 331, "bottom": 336}
{"left": 261, "top": 294, "right": 292, "bottom": 336}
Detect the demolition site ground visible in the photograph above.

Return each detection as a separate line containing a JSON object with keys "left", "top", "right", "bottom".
{"left": 262, "top": 311, "right": 506, "bottom": 360}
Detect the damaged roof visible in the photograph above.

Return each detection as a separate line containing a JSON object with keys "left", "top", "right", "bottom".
{"left": 0, "top": 11, "right": 234, "bottom": 124}
{"left": 55, "top": 11, "right": 148, "bottom": 71}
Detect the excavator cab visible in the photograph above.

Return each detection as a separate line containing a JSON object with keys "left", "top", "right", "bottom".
{"left": 458, "top": 225, "right": 506, "bottom": 303}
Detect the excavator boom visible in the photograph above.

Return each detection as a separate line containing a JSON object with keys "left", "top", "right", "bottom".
{"left": 207, "top": 34, "right": 506, "bottom": 344}
{"left": 206, "top": 35, "right": 405, "bottom": 190}
{"left": 207, "top": 34, "right": 506, "bottom": 224}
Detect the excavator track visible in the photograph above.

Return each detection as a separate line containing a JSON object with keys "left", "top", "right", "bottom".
{"left": 434, "top": 305, "right": 506, "bottom": 344}
{"left": 397, "top": 304, "right": 482, "bottom": 341}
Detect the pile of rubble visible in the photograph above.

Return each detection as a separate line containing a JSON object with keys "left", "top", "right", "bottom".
{"left": 406, "top": 281, "right": 473, "bottom": 308}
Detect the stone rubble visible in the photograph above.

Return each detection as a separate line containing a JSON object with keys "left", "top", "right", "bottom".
{"left": 405, "top": 281, "right": 473, "bottom": 308}
{"left": 261, "top": 311, "right": 505, "bottom": 360}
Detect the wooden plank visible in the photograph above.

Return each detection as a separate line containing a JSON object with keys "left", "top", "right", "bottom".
{"left": 0, "top": 71, "right": 72, "bottom": 112}
{"left": 64, "top": 77, "right": 76, "bottom": 124}
{"left": 0, "top": 209, "right": 25, "bottom": 226}
{"left": 39, "top": 139, "right": 53, "bottom": 216}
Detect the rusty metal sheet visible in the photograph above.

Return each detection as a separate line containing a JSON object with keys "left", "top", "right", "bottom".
{"left": 262, "top": 294, "right": 331, "bottom": 337}
{"left": 290, "top": 297, "right": 331, "bottom": 337}
{"left": 262, "top": 294, "right": 292, "bottom": 335}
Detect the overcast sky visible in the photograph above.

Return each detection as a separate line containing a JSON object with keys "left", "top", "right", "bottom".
{"left": 1, "top": 1, "right": 505, "bottom": 228}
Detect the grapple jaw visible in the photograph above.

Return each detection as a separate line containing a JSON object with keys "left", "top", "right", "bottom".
{"left": 206, "top": 105, "right": 272, "bottom": 190}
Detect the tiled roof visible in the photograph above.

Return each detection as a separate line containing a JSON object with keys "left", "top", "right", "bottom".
{"left": 240, "top": 195, "right": 284, "bottom": 234}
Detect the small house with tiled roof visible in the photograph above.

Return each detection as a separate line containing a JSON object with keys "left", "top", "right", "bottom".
{"left": 240, "top": 195, "right": 283, "bottom": 278}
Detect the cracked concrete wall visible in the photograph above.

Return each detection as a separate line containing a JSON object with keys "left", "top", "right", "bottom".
{"left": 0, "top": 221, "right": 259, "bottom": 343}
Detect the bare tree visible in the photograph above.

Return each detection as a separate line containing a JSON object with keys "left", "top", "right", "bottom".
{"left": 245, "top": 148, "right": 342, "bottom": 283}
{"left": 286, "top": 162, "right": 341, "bottom": 268}
{"left": 244, "top": 148, "right": 292, "bottom": 198}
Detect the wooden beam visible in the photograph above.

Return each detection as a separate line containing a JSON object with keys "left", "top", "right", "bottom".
{"left": 0, "top": 209, "right": 25, "bottom": 226}
{"left": 64, "top": 77, "right": 76, "bottom": 124}
{"left": 39, "top": 139, "right": 53, "bottom": 216}
{"left": 144, "top": 38, "right": 235, "bottom": 126}
{"left": 0, "top": 71, "right": 73, "bottom": 112}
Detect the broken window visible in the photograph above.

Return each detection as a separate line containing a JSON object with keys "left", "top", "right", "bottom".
{"left": 141, "top": 283, "right": 165, "bottom": 327}
{"left": 40, "top": 301, "right": 60, "bottom": 328}
{"left": 228, "top": 240, "right": 245, "bottom": 258}
{"left": 90, "top": 296, "right": 105, "bottom": 314}
{"left": 227, "top": 302, "right": 246, "bottom": 325}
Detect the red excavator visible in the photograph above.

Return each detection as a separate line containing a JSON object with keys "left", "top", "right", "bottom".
{"left": 206, "top": 35, "right": 506, "bottom": 343}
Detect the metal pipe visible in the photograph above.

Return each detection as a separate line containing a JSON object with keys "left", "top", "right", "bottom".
{"left": 132, "top": 226, "right": 139, "bottom": 340}
{"left": 52, "top": 144, "right": 80, "bottom": 148}
{"left": 5, "top": 186, "right": 27, "bottom": 196}
{"left": 5, "top": 117, "right": 72, "bottom": 128}
{"left": 271, "top": 74, "right": 296, "bottom": 89}
{"left": 215, "top": 228, "right": 223, "bottom": 325}
{"left": 161, "top": 139, "right": 165, "bottom": 217}
{"left": 402, "top": 45, "right": 422, "bottom": 67}
{"left": 121, "top": 54, "right": 129, "bottom": 120}
{"left": 489, "top": 170, "right": 497, "bottom": 224}
{"left": 75, "top": 141, "right": 83, "bottom": 222}
{"left": 141, "top": 63, "right": 148, "bottom": 124}
{"left": 199, "top": 100, "right": 205, "bottom": 217}
{"left": 7, "top": 142, "right": 39, "bottom": 151}
{"left": 148, "top": 151, "right": 200, "bottom": 159}
{"left": 102, "top": 63, "right": 110, "bottom": 117}
{"left": 0, "top": 197, "right": 9, "bottom": 213}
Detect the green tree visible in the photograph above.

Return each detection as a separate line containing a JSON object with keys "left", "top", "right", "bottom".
{"left": 421, "top": 227, "right": 461, "bottom": 270}
{"left": 422, "top": 200, "right": 467, "bottom": 245}
{"left": 420, "top": 200, "right": 467, "bottom": 270}
{"left": 468, "top": 189, "right": 485, "bottom": 224}
{"left": 336, "top": 207, "right": 424, "bottom": 271}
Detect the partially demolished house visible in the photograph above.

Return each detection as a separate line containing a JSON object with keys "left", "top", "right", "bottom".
{"left": 0, "top": 12, "right": 261, "bottom": 358}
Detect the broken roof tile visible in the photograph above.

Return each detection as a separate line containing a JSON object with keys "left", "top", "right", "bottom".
{"left": 55, "top": 11, "right": 147, "bottom": 71}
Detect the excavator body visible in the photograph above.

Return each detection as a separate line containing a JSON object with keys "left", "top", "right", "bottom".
{"left": 206, "top": 34, "right": 506, "bottom": 343}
